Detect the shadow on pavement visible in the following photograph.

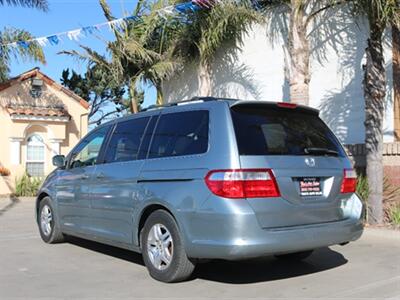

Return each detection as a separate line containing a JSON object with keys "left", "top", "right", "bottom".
{"left": 66, "top": 236, "right": 347, "bottom": 284}
{"left": 194, "top": 247, "right": 348, "bottom": 284}
{"left": 67, "top": 236, "right": 145, "bottom": 266}
{"left": 0, "top": 196, "right": 20, "bottom": 217}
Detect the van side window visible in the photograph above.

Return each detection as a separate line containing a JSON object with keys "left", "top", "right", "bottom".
{"left": 104, "top": 117, "right": 149, "bottom": 163}
{"left": 69, "top": 126, "right": 109, "bottom": 169}
{"left": 148, "top": 110, "right": 209, "bottom": 159}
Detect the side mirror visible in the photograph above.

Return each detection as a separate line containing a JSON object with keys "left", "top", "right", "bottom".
{"left": 52, "top": 155, "right": 66, "bottom": 168}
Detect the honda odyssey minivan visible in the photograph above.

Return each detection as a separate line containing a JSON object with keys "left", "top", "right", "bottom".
{"left": 36, "top": 97, "right": 364, "bottom": 282}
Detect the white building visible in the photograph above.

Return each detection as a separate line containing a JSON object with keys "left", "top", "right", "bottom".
{"left": 163, "top": 17, "right": 399, "bottom": 146}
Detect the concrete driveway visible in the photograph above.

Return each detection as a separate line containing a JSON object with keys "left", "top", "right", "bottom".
{"left": 0, "top": 197, "right": 399, "bottom": 299}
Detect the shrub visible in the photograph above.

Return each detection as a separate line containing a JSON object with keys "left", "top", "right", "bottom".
{"left": 0, "top": 166, "right": 10, "bottom": 176}
{"left": 383, "top": 177, "right": 400, "bottom": 224}
{"left": 356, "top": 175, "right": 369, "bottom": 221}
{"left": 388, "top": 205, "right": 400, "bottom": 226}
{"left": 14, "top": 173, "right": 43, "bottom": 197}
{"left": 357, "top": 174, "right": 400, "bottom": 224}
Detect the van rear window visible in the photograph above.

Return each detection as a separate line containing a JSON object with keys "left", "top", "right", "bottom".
{"left": 230, "top": 106, "right": 345, "bottom": 157}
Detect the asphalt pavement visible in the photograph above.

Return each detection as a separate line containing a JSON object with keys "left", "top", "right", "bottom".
{"left": 0, "top": 197, "right": 399, "bottom": 299}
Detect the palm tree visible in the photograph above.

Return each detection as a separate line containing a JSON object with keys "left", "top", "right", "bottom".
{"left": 169, "top": 0, "right": 260, "bottom": 96}
{"left": 0, "top": 0, "right": 48, "bottom": 10}
{"left": 61, "top": 0, "right": 177, "bottom": 112}
{"left": 348, "top": 0, "right": 400, "bottom": 224}
{"left": 0, "top": 0, "right": 47, "bottom": 82}
{"left": 260, "top": 0, "right": 347, "bottom": 105}
{"left": 0, "top": 28, "right": 45, "bottom": 82}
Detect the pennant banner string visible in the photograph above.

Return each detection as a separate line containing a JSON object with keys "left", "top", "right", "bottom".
{"left": 0, "top": 0, "right": 217, "bottom": 48}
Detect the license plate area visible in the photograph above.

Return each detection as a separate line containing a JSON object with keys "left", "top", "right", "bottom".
{"left": 299, "top": 177, "right": 322, "bottom": 197}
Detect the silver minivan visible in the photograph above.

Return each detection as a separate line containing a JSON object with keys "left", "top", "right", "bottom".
{"left": 36, "top": 98, "right": 364, "bottom": 282}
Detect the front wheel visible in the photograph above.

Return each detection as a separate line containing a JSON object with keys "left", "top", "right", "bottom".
{"left": 38, "top": 197, "right": 65, "bottom": 243}
{"left": 141, "top": 210, "right": 196, "bottom": 283}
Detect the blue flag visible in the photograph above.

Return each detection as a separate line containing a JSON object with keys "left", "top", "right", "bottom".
{"left": 47, "top": 35, "right": 59, "bottom": 45}
{"left": 17, "top": 41, "right": 30, "bottom": 48}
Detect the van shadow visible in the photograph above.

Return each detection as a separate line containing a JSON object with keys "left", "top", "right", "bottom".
{"left": 194, "top": 247, "right": 347, "bottom": 284}
{"left": 66, "top": 236, "right": 347, "bottom": 284}
{"left": 66, "top": 236, "right": 145, "bottom": 266}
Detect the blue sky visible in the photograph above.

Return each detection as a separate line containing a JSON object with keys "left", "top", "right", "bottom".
{"left": 0, "top": 0, "right": 156, "bottom": 108}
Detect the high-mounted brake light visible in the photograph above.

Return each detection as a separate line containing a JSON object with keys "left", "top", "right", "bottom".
{"left": 277, "top": 102, "right": 297, "bottom": 109}
{"left": 340, "top": 169, "right": 357, "bottom": 193}
{"left": 205, "top": 169, "right": 280, "bottom": 198}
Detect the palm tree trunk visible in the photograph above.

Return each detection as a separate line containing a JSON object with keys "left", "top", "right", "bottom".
{"left": 288, "top": 1, "right": 310, "bottom": 105}
{"left": 156, "top": 84, "right": 163, "bottom": 106}
{"left": 129, "top": 82, "right": 138, "bottom": 114}
{"left": 364, "top": 27, "right": 386, "bottom": 225}
{"left": 198, "top": 61, "right": 212, "bottom": 96}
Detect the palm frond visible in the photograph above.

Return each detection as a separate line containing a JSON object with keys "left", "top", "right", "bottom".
{"left": 99, "top": 0, "right": 115, "bottom": 21}
{"left": 0, "top": 0, "right": 48, "bottom": 11}
{"left": 0, "top": 27, "right": 45, "bottom": 82}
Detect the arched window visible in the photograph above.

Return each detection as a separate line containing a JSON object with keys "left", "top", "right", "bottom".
{"left": 26, "top": 134, "right": 45, "bottom": 177}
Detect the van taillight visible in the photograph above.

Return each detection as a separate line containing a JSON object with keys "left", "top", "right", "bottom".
{"left": 205, "top": 169, "right": 280, "bottom": 198}
{"left": 340, "top": 169, "right": 357, "bottom": 193}
{"left": 277, "top": 102, "right": 297, "bottom": 109}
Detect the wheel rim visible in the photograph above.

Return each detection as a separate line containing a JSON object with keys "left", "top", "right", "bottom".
{"left": 146, "top": 223, "right": 173, "bottom": 270}
{"left": 40, "top": 205, "right": 53, "bottom": 237}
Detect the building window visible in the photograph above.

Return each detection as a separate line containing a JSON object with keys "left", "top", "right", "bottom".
{"left": 26, "top": 134, "right": 45, "bottom": 177}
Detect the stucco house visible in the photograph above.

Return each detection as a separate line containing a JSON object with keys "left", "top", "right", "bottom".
{"left": 0, "top": 68, "right": 89, "bottom": 195}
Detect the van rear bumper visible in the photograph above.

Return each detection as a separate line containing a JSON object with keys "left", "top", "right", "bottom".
{"left": 186, "top": 218, "right": 363, "bottom": 260}
{"left": 184, "top": 194, "right": 364, "bottom": 260}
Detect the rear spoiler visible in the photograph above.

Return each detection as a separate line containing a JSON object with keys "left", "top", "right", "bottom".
{"left": 229, "top": 101, "right": 319, "bottom": 116}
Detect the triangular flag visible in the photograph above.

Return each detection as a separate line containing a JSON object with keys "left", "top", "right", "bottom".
{"left": 82, "top": 26, "right": 95, "bottom": 36}
{"left": 47, "top": 35, "right": 60, "bottom": 45}
{"left": 36, "top": 37, "right": 48, "bottom": 47}
{"left": 67, "top": 29, "right": 82, "bottom": 41}
{"left": 17, "top": 41, "right": 30, "bottom": 48}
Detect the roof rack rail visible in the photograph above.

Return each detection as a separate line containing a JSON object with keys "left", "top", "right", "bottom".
{"left": 141, "top": 96, "right": 227, "bottom": 112}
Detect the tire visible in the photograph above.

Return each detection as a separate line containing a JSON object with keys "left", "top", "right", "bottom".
{"left": 37, "top": 197, "right": 65, "bottom": 244}
{"left": 275, "top": 250, "right": 314, "bottom": 261}
{"left": 141, "top": 209, "right": 196, "bottom": 283}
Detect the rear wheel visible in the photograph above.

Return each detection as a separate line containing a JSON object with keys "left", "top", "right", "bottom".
{"left": 275, "top": 250, "right": 314, "bottom": 261}
{"left": 141, "top": 210, "right": 196, "bottom": 283}
{"left": 38, "top": 197, "right": 65, "bottom": 243}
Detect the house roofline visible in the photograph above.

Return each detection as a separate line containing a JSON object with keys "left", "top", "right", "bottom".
{"left": 0, "top": 67, "right": 90, "bottom": 110}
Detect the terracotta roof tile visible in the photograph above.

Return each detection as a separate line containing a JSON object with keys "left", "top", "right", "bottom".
{"left": 6, "top": 105, "right": 71, "bottom": 118}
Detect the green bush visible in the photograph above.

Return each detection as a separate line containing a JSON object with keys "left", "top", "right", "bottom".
{"left": 389, "top": 205, "right": 400, "bottom": 226}
{"left": 14, "top": 173, "right": 43, "bottom": 197}
{"left": 357, "top": 174, "right": 400, "bottom": 224}
{"left": 356, "top": 175, "right": 369, "bottom": 222}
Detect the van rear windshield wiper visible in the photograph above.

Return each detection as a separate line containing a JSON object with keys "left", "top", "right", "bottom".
{"left": 304, "top": 147, "right": 339, "bottom": 156}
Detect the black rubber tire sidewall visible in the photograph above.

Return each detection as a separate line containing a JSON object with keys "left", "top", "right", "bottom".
{"left": 141, "top": 209, "right": 195, "bottom": 283}
{"left": 38, "top": 197, "right": 64, "bottom": 243}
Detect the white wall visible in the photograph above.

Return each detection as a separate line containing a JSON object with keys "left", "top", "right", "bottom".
{"left": 163, "top": 12, "right": 395, "bottom": 145}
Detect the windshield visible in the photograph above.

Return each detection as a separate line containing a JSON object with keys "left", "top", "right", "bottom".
{"left": 230, "top": 105, "right": 345, "bottom": 157}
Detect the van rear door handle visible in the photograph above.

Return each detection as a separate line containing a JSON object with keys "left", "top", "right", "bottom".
{"left": 80, "top": 174, "right": 90, "bottom": 180}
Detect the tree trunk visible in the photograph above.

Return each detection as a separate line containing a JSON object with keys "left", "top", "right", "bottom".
{"left": 288, "top": 1, "right": 310, "bottom": 105}
{"left": 363, "top": 27, "right": 386, "bottom": 225}
{"left": 156, "top": 84, "right": 163, "bottom": 106}
{"left": 198, "top": 61, "right": 212, "bottom": 97}
{"left": 129, "top": 83, "right": 138, "bottom": 114}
